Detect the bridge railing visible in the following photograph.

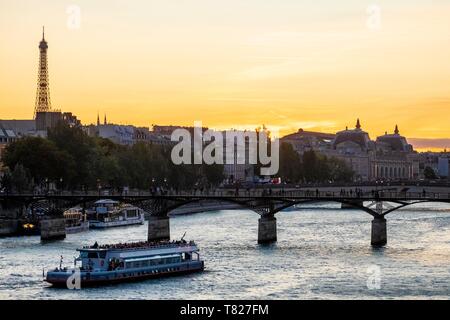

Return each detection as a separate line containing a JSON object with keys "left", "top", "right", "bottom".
{"left": 283, "top": 190, "right": 450, "bottom": 200}
{"left": 1, "top": 189, "right": 450, "bottom": 200}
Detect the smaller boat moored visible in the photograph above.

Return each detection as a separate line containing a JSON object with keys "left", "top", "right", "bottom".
{"left": 64, "top": 208, "right": 89, "bottom": 234}
{"left": 86, "top": 199, "right": 145, "bottom": 229}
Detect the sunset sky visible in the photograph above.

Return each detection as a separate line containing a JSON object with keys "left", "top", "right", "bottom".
{"left": 0, "top": 0, "right": 449, "bottom": 150}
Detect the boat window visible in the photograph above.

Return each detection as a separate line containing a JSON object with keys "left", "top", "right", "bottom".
{"left": 98, "top": 251, "right": 107, "bottom": 259}
{"left": 87, "top": 252, "right": 98, "bottom": 259}
{"left": 127, "top": 209, "right": 137, "bottom": 218}
{"left": 182, "top": 253, "right": 191, "bottom": 261}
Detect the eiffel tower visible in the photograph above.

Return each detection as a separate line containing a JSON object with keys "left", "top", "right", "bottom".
{"left": 34, "top": 26, "right": 52, "bottom": 117}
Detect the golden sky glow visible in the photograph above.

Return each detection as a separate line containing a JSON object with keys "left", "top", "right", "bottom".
{"left": 0, "top": 0, "right": 449, "bottom": 149}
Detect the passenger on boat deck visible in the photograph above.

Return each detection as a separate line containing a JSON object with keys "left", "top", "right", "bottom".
{"left": 87, "top": 239, "right": 192, "bottom": 250}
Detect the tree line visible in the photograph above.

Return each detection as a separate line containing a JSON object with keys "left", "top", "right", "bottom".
{"left": 278, "top": 142, "right": 354, "bottom": 184}
{"left": 0, "top": 123, "right": 224, "bottom": 192}
{"left": 0, "top": 123, "right": 354, "bottom": 193}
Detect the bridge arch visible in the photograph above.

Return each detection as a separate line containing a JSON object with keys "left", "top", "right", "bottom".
{"left": 376, "top": 200, "right": 450, "bottom": 217}
{"left": 127, "top": 196, "right": 273, "bottom": 217}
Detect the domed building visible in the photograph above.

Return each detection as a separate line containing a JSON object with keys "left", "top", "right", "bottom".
{"left": 333, "top": 119, "right": 375, "bottom": 153}
{"left": 325, "top": 120, "right": 416, "bottom": 181}
{"left": 281, "top": 128, "right": 336, "bottom": 155}
{"left": 282, "top": 118, "right": 418, "bottom": 182}
{"left": 371, "top": 125, "right": 415, "bottom": 180}
{"left": 376, "top": 125, "right": 413, "bottom": 152}
{"left": 329, "top": 119, "right": 374, "bottom": 181}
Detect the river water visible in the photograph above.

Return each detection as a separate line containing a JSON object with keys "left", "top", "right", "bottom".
{"left": 1, "top": 202, "right": 450, "bottom": 300}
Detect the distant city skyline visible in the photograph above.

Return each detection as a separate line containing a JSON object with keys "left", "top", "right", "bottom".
{"left": 1, "top": 0, "right": 450, "bottom": 151}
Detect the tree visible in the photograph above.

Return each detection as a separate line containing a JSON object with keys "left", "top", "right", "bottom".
{"left": 10, "top": 164, "right": 30, "bottom": 193}
{"left": 2, "top": 124, "right": 232, "bottom": 191}
{"left": 275, "top": 147, "right": 355, "bottom": 184}
{"left": 423, "top": 166, "right": 438, "bottom": 180}
{"left": 302, "top": 150, "right": 319, "bottom": 182}
{"left": 327, "top": 157, "right": 354, "bottom": 182}
{"left": 278, "top": 142, "right": 301, "bottom": 183}
{"left": 202, "top": 163, "right": 224, "bottom": 187}
{"left": 0, "top": 169, "right": 12, "bottom": 192}
{"left": 47, "top": 122, "right": 99, "bottom": 188}
{"left": 2, "top": 136, "right": 76, "bottom": 186}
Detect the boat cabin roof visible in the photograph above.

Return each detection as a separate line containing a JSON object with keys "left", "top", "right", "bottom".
{"left": 94, "top": 199, "right": 119, "bottom": 205}
{"left": 78, "top": 240, "right": 196, "bottom": 253}
{"left": 77, "top": 248, "right": 109, "bottom": 252}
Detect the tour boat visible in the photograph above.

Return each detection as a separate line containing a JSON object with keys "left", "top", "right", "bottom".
{"left": 64, "top": 208, "right": 89, "bottom": 234}
{"left": 86, "top": 199, "right": 145, "bottom": 229}
{"left": 44, "top": 239, "right": 204, "bottom": 287}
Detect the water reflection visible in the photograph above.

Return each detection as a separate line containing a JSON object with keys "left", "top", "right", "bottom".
{"left": 1, "top": 202, "right": 450, "bottom": 299}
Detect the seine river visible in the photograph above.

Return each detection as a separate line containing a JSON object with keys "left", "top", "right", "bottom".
{"left": 1, "top": 202, "right": 450, "bottom": 300}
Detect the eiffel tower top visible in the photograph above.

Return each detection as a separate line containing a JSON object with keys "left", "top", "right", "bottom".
{"left": 39, "top": 26, "right": 48, "bottom": 49}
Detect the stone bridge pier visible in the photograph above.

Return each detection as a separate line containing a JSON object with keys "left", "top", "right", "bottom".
{"left": 0, "top": 202, "right": 24, "bottom": 237}
{"left": 40, "top": 216, "right": 66, "bottom": 241}
{"left": 371, "top": 217, "right": 387, "bottom": 246}
{"left": 258, "top": 214, "right": 277, "bottom": 244}
{"left": 371, "top": 201, "right": 387, "bottom": 247}
{"left": 148, "top": 215, "right": 171, "bottom": 242}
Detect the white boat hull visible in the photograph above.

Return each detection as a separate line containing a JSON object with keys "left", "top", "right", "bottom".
{"left": 89, "top": 216, "right": 144, "bottom": 229}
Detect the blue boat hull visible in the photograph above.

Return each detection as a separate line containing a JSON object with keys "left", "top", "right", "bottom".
{"left": 46, "top": 261, "right": 204, "bottom": 287}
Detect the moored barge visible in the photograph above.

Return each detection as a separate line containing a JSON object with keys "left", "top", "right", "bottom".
{"left": 86, "top": 200, "right": 145, "bottom": 229}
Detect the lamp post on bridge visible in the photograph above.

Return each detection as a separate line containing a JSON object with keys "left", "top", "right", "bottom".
{"left": 58, "top": 177, "right": 63, "bottom": 194}
{"left": 150, "top": 178, "right": 156, "bottom": 195}
{"left": 97, "top": 179, "right": 101, "bottom": 196}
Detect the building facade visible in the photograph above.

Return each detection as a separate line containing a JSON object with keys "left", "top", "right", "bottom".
{"left": 438, "top": 155, "right": 450, "bottom": 178}
{"left": 282, "top": 119, "right": 418, "bottom": 182}
{"left": 281, "top": 129, "right": 335, "bottom": 155}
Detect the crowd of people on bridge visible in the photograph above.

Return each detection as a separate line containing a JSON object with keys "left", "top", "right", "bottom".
{"left": 339, "top": 188, "right": 364, "bottom": 197}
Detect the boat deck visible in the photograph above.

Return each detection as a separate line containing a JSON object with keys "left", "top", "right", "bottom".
{"left": 80, "top": 240, "right": 195, "bottom": 252}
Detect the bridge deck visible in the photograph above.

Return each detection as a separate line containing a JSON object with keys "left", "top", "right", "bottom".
{"left": 1, "top": 192, "right": 450, "bottom": 202}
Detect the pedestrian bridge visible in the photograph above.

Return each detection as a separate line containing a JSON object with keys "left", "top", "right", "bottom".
{"left": 1, "top": 186, "right": 450, "bottom": 246}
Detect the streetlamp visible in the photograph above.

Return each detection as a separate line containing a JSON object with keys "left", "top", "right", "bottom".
{"left": 97, "top": 179, "right": 101, "bottom": 196}
{"left": 163, "top": 178, "right": 167, "bottom": 195}
{"left": 45, "top": 178, "right": 49, "bottom": 194}
{"left": 150, "top": 178, "right": 156, "bottom": 195}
